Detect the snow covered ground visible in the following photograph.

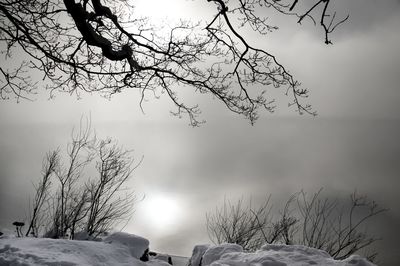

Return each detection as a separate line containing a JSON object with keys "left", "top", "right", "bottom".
{"left": 0, "top": 233, "right": 157, "bottom": 266}
{"left": 193, "top": 243, "right": 376, "bottom": 266}
{"left": 0, "top": 232, "right": 376, "bottom": 266}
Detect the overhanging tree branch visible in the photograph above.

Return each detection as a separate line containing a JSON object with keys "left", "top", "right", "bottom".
{"left": 0, "top": 0, "right": 350, "bottom": 124}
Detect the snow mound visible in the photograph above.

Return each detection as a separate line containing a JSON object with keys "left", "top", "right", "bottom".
{"left": 206, "top": 244, "right": 376, "bottom": 266}
{"left": 104, "top": 232, "right": 149, "bottom": 259}
{"left": 0, "top": 237, "right": 376, "bottom": 266}
{"left": 188, "top": 244, "right": 211, "bottom": 266}
{"left": 0, "top": 237, "right": 146, "bottom": 266}
{"left": 202, "top": 243, "right": 243, "bottom": 266}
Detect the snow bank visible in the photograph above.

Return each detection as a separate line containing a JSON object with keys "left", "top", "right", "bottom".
{"left": 201, "top": 244, "right": 376, "bottom": 266}
{"left": 202, "top": 243, "right": 243, "bottom": 266}
{"left": 0, "top": 234, "right": 376, "bottom": 266}
{"left": 0, "top": 237, "right": 142, "bottom": 266}
{"left": 188, "top": 244, "right": 210, "bottom": 266}
{"left": 0, "top": 232, "right": 155, "bottom": 266}
{"left": 104, "top": 232, "right": 149, "bottom": 259}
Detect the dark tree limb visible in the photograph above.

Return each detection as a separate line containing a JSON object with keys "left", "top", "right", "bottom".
{"left": 0, "top": 0, "right": 351, "bottom": 124}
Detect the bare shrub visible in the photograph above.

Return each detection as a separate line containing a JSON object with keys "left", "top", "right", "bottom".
{"left": 25, "top": 151, "right": 59, "bottom": 237}
{"left": 206, "top": 190, "right": 386, "bottom": 261}
{"left": 206, "top": 196, "right": 274, "bottom": 251}
{"left": 297, "top": 189, "right": 387, "bottom": 261}
{"left": 85, "top": 138, "right": 140, "bottom": 237}
{"left": 26, "top": 118, "right": 140, "bottom": 239}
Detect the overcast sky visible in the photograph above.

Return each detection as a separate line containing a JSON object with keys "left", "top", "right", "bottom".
{"left": 1, "top": 0, "right": 400, "bottom": 265}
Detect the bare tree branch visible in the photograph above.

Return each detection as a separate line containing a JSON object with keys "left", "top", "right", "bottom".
{"left": 0, "top": 0, "right": 349, "bottom": 124}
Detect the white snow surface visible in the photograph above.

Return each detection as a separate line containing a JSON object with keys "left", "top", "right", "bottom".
{"left": 202, "top": 243, "right": 243, "bottom": 266}
{"left": 0, "top": 232, "right": 154, "bottom": 266}
{"left": 207, "top": 244, "right": 376, "bottom": 266}
{"left": 0, "top": 236, "right": 142, "bottom": 266}
{"left": 0, "top": 233, "right": 376, "bottom": 266}
{"left": 188, "top": 244, "right": 211, "bottom": 266}
{"left": 104, "top": 232, "right": 149, "bottom": 259}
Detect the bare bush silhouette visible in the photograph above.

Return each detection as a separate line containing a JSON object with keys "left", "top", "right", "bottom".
{"left": 206, "top": 190, "right": 386, "bottom": 261}
{"left": 25, "top": 150, "right": 59, "bottom": 237}
{"left": 206, "top": 197, "right": 273, "bottom": 251}
{"left": 85, "top": 138, "right": 139, "bottom": 237}
{"left": 206, "top": 195, "right": 301, "bottom": 251}
{"left": 270, "top": 194, "right": 299, "bottom": 245}
{"left": 26, "top": 118, "right": 140, "bottom": 239}
{"left": 50, "top": 119, "right": 96, "bottom": 238}
{"left": 297, "top": 189, "right": 387, "bottom": 262}
{"left": 0, "top": 1, "right": 351, "bottom": 124}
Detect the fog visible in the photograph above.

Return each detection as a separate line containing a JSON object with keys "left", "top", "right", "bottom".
{"left": 1, "top": 0, "right": 400, "bottom": 265}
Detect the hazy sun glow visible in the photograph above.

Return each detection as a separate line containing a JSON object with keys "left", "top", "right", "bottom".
{"left": 140, "top": 194, "right": 183, "bottom": 232}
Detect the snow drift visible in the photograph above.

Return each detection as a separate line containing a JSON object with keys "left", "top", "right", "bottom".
{"left": 189, "top": 243, "right": 376, "bottom": 266}
{"left": 200, "top": 244, "right": 376, "bottom": 266}
{"left": 0, "top": 232, "right": 376, "bottom": 266}
{"left": 104, "top": 232, "right": 149, "bottom": 260}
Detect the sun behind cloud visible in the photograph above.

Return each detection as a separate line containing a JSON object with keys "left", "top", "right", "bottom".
{"left": 139, "top": 193, "right": 184, "bottom": 234}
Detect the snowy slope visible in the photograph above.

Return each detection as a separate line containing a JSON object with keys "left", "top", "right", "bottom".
{"left": 0, "top": 233, "right": 376, "bottom": 266}
{"left": 0, "top": 233, "right": 165, "bottom": 266}
{"left": 0, "top": 237, "right": 143, "bottom": 266}
{"left": 206, "top": 244, "right": 376, "bottom": 266}
{"left": 189, "top": 243, "right": 376, "bottom": 266}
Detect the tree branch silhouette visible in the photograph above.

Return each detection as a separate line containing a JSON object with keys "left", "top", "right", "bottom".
{"left": 0, "top": 0, "right": 350, "bottom": 124}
